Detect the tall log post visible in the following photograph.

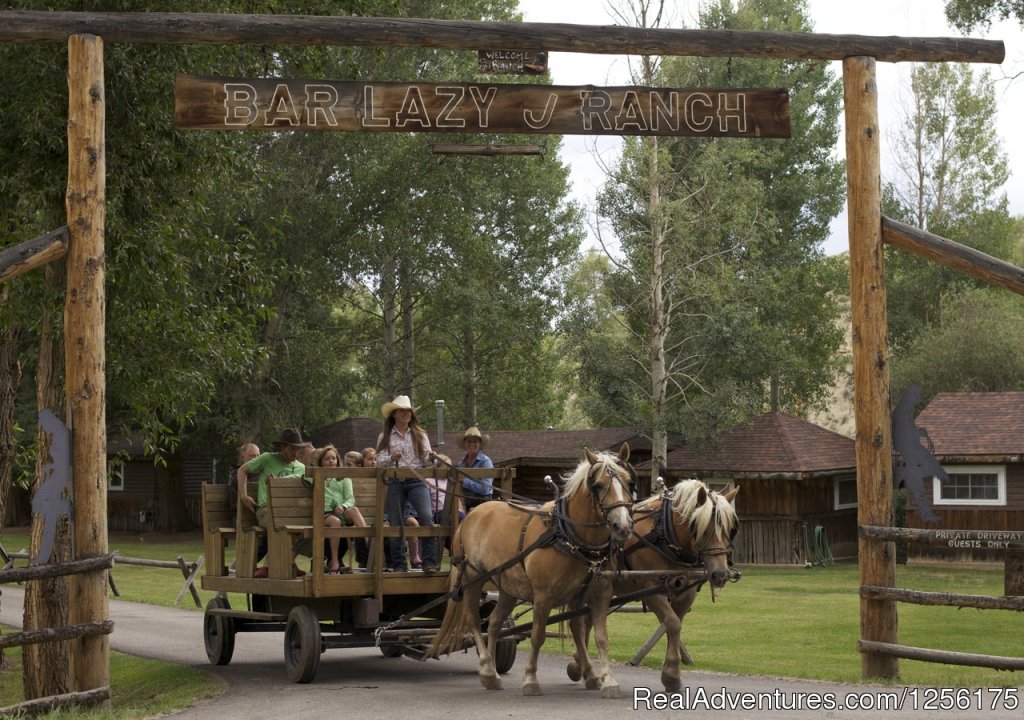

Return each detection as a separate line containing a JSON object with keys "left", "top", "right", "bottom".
{"left": 65, "top": 33, "right": 109, "bottom": 697}
{"left": 843, "top": 56, "right": 898, "bottom": 680}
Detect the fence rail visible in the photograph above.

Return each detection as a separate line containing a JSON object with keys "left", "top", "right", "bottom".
{"left": 0, "top": 551, "right": 114, "bottom": 717}
{"left": 858, "top": 524, "right": 1024, "bottom": 672}
{"left": 3, "top": 550, "right": 204, "bottom": 608}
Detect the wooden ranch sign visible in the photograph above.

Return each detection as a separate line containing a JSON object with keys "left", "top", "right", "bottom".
{"left": 175, "top": 75, "right": 790, "bottom": 138}
{"left": 477, "top": 49, "right": 548, "bottom": 75}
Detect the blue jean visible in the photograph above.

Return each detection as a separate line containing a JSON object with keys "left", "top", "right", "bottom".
{"left": 385, "top": 479, "right": 436, "bottom": 570}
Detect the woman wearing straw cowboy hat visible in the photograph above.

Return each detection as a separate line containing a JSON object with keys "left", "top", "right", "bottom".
{"left": 457, "top": 425, "right": 495, "bottom": 511}
{"left": 237, "top": 427, "right": 314, "bottom": 578}
{"left": 374, "top": 395, "right": 439, "bottom": 573}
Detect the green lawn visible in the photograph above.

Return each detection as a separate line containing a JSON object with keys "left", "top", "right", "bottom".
{"left": 596, "top": 562, "right": 1022, "bottom": 687}
{"left": 3, "top": 527, "right": 1021, "bottom": 694}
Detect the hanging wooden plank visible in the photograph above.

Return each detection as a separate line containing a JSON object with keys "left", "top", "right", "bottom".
{"left": 65, "top": 33, "right": 109, "bottom": 698}
{"left": 844, "top": 55, "right": 898, "bottom": 681}
{"left": 175, "top": 75, "right": 791, "bottom": 138}
{"left": 882, "top": 216, "right": 1024, "bottom": 297}
{"left": 477, "top": 49, "right": 547, "bottom": 75}
{"left": 0, "top": 226, "right": 69, "bottom": 284}
{"left": 0, "top": 11, "right": 1004, "bottom": 65}
{"left": 860, "top": 525, "right": 1024, "bottom": 550}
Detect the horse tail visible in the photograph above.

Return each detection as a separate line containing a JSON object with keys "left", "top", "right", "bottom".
{"left": 426, "top": 529, "right": 471, "bottom": 659}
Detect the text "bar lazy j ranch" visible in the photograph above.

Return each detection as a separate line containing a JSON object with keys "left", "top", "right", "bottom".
{"left": 175, "top": 75, "right": 790, "bottom": 138}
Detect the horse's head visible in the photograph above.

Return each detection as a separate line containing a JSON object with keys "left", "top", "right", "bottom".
{"left": 670, "top": 480, "right": 740, "bottom": 595}
{"left": 564, "top": 443, "right": 633, "bottom": 545}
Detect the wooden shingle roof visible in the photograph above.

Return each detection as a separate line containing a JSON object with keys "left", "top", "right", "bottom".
{"left": 659, "top": 411, "right": 855, "bottom": 479}
{"left": 436, "top": 427, "right": 649, "bottom": 466}
{"left": 311, "top": 419, "right": 659, "bottom": 468}
{"left": 916, "top": 392, "right": 1024, "bottom": 458}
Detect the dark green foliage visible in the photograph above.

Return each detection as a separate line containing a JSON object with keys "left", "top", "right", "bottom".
{"left": 945, "top": 0, "right": 1024, "bottom": 31}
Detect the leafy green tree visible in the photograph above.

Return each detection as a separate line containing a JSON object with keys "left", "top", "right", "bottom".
{"left": 945, "top": 0, "right": 1024, "bottom": 31}
{"left": 883, "top": 62, "right": 1011, "bottom": 352}
{"left": 891, "top": 286, "right": 1024, "bottom": 405}
{"left": 570, "top": 0, "right": 845, "bottom": 455}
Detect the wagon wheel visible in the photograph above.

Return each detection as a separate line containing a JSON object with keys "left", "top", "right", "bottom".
{"left": 494, "top": 621, "right": 518, "bottom": 675}
{"left": 203, "top": 595, "right": 235, "bottom": 666}
{"left": 379, "top": 642, "right": 404, "bottom": 658}
{"left": 284, "top": 605, "right": 322, "bottom": 683}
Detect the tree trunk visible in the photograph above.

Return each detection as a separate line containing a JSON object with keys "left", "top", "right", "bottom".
{"left": 239, "top": 310, "right": 282, "bottom": 441}
{"left": 647, "top": 131, "right": 670, "bottom": 481}
{"left": 380, "top": 253, "right": 398, "bottom": 397}
{"left": 156, "top": 454, "right": 190, "bottom": 531}
{"left": 0, "top": 289, "right": 23, "bottom": 533}
{"left": 24, "top": 261, "right": 71, "bottom": 700}
{"left": 400, "top": 280, "right": 415, "bottom": 396}
{"left": 461, "top": 315, "right": 477, "bottom": 426}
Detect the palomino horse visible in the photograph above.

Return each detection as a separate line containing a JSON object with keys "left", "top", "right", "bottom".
{"left": 567, "top": 478, "right": 740, "bottom": 693}
{"left": 427, "top": 444, "right": 634, "bottom": 698}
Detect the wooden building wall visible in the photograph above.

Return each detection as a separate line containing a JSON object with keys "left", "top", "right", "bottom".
{"left": 906, "top": 462, "right": 1024, "bottom": 561}
{"left": 732, "top": 475, "right": 858, "bottom": 564}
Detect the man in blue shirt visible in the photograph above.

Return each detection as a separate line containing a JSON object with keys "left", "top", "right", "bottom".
{"left": 457, "top": 426, "right": 494, "bottom": 510}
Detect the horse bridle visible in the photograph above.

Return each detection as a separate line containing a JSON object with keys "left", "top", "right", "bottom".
{"left": 549, "top": 458, "right": 634, "bottom": 561}
{"left": 629, "top": 490, "right": 736, "bottom": 570}
{"left": 586, "top": 460, "right": 634, "bottom": 524}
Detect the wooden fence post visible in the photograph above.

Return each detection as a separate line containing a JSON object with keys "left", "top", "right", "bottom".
{"left": 65, "top": 33, "right": 109, "bottom": 697}
{"left": 843, "top": 55, "right": 898, "bottom": 681}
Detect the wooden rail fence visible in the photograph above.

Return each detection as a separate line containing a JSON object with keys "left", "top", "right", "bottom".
{"left": 3, "top": 550, "right": 204, "bottom": 608}
{"left": 0, "top": 554, "right": 115, "bottom": 717}
{"left": 857, "top": 525, "right": 1024, "bottom": 672}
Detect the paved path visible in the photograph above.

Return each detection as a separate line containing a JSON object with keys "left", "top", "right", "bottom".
{"left": 1, "top": 586, "right": 1020, "bottom": 719}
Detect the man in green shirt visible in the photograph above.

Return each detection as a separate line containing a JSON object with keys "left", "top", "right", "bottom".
{"left": 237, "top": 427, "right": 312, "bottom": 577}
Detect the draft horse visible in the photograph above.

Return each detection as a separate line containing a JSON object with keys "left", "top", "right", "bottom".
{"left": 567, "top": 478, "right": 740, "bottom": 693}
{"left": 427, "top": 444, "right": 634, "bottom": 697}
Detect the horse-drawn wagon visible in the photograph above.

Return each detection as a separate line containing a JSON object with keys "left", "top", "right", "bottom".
{"left": 199, "top": 464, "right": 519, "bottom": 682}
{"left": 199, "top": 450, "right": 740, "bottom": 693}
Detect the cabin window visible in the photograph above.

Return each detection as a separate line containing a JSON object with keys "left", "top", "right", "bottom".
{"left": 108, "top": 459, "right": 125, "bottom": 491}
{"left": 933, "top": 465, "right": 1005, "bottom": 506}
{"left": 834, "top": 476, "right": 857, "bottom": 509}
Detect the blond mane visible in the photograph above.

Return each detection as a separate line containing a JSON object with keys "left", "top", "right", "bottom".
{"left": 670, "top": 478, "right": 737, "bottom": 541}
{"left": 561, "top": 450, "right": 625, "bottom": 499}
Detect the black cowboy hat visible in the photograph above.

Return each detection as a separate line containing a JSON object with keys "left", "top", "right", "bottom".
{"left": 274, "top": 427, "right": 312, "bottom": 448}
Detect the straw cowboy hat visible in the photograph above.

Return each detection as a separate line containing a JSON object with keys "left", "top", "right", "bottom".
{"left": 459, "top": 426, "right": 490, "bottom": 445}
{"left": 274, "top": 427, "right": 312, "bottom": 448}
{"left": 380, "top": 394, "right": 420, "bottom": 419}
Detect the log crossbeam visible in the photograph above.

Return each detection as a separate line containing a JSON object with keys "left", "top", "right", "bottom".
{"left": 0, "top": 11, "right": 1005, "bottom": 65}
{"left": 0, "top": 226, "right": 69, "bottom": 285}
{"left": 882, "top": 216, "right": 1024, "bottom": 297}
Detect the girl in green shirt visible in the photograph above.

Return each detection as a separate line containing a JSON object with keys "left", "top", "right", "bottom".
{"left": 314, "top": 445, "right": 367, "bottom": 573}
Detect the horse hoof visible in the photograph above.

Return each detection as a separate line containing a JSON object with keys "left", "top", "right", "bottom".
{"left": 481, "top": 675, "right": 503, "bottom": 691}
{"left": 661, "top": 675, "right": 681, "bottom": 693}
{"left": 600, "top": 684, "right": 622, "bottom": 700}
{"left": 566, "top": 662, "right": 582, "bottom": 682}
{"left": 585, "top": 677, "right": 601, "bottom": 691}
{"left": 522, "top": 682, "right": 543, "bottom": 696}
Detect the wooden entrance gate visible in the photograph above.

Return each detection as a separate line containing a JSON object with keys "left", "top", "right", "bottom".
{"left": 0, "top": 10, "right": 1019, "bottom": 711}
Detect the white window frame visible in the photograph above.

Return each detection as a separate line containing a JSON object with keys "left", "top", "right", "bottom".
{"left": 834, "top": 475, "right": 857, "bottom": 510}
{"left": 108, "top": 459, "right": 125, "bottom": 491}
{"left": 932, "top": 464, "right": 1006, "bottom": 506}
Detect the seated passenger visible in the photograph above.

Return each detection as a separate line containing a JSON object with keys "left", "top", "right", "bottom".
{"left": 457, "top": 426, "right": 495, "bottom": 510}
{"left": 429, "top": 454, "right": 464, "bottom": 558}
{"left": 239, "top": 427, "right": 312, "bottom": 578}
{"left": 315, "top": 445, "right": 367, "bottom": 573}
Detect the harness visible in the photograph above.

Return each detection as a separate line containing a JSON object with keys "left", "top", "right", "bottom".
{"left": 625, "top": 492, "right": 735, "bottom": 582}
{"left": 376, "top": 456, "right": 633, "bottom": 641}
